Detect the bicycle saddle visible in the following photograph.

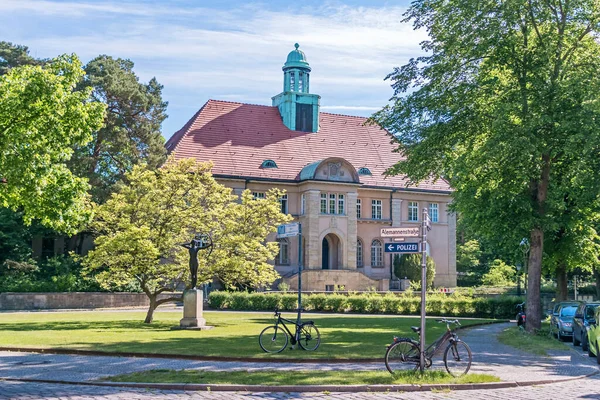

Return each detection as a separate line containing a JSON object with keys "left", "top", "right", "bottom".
{"left": 411, "top": 326, "right": 421, "bottom": 333}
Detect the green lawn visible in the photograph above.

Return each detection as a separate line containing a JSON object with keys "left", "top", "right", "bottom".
{"left": 104, "top": 369, "right": 500, "bottom": 385}
{"left": 0, "top": 310, "right": 494, "bottom": 359}
{"left": 497, "top": 325, "right": 570, "bottom": 356}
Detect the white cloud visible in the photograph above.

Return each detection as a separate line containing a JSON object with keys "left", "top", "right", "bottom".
{"left": 0, "top": 0, "right": 427, "bottom": 134}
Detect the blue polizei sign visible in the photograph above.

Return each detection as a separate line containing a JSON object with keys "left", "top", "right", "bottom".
{"left": 384, "top": 242, "right": 420, "bottom": 253}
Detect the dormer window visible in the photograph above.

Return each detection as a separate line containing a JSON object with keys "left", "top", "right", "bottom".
{"left": 358, "top": 167, "right": 372, "bottom": 176}
{"left": 260, "top": 159, "right": 278, "bottom": 169}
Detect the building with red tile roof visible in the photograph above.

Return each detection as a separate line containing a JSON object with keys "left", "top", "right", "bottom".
{"left": 167, "top": 44, "right": 456, "bottom": 290}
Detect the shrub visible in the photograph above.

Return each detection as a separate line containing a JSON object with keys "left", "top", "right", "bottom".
{"left": 397, "top": 254, "right": 436, "bottom": 289}
{"left": 208, "top": 291, "right": 522, "bottom": 319}
{"left": 481, "top": 260, "right": 516, "bottom": 287}
{"left": 208, "top": 291, "right": 230, "bottom": 309}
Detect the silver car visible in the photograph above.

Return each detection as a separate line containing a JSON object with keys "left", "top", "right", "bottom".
{"left": 554, "top": 304, "right": 579, "bottom": 341}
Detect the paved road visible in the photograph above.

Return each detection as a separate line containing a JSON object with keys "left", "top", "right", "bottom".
{"left": 1, "top": 322, "right": 599, "bottom": 399}
{"left": 1, "top": 375, "right": 600, "bottom": 399}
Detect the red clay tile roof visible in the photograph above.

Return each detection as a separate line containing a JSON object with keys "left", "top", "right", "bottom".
{"left": 166, "top": 100, "right": 451, "bottom": 192}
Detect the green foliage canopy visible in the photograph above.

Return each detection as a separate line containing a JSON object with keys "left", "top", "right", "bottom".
{"left": 0, "top": 55, "right": 105, "bottom": 234}
{"left": 393, "top": 254, "right": 436, "bottom": 290}
{"left": 71, "top": 55, "right": 168, "bottom": 203}
{"left": 83, "top": 158, "right": 291, "bottom": 322}
{"left": 372, "top": 0, "right": 600, "bottom": 329}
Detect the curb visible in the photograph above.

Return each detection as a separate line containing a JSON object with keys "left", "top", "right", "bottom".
{"left": 0, "top": 320, "right": 509, "bottom": 364}
{"left": 1, "top": 370, "right": 598, "bottom": 393}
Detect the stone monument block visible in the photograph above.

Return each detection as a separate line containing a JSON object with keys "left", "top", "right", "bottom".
{"left": 179, "top": 289, "right": 213, "bottom": 330}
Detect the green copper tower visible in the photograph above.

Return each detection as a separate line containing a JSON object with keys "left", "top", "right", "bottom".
{"left": 272, "top": 43, "right": 320, "bottom": 133}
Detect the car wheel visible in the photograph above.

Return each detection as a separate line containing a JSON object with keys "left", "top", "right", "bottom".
{"left": 582, "top": 334, "right": 589, "bottom": 352}
{"left": 588, "top": 342, "right": 595, "bottom": 358}
{"left": 597, "top": 348, "right": 600, "bottom": 365}
{"left": 573, "top": 332, "right": 581, "bottom": 347}
{"left": 558, "top": 331, "right": 564, "bottom": 341}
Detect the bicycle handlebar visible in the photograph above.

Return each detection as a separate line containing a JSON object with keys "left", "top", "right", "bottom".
{"left": 437, "top": 318, "right": 461, "bottom": 326}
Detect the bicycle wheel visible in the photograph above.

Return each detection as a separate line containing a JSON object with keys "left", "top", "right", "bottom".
{"left": 385, "top": 339, "right": 420, "bottom": 374}
{"left": 298, "top": 323, "right": 321, "bottom": 351}
{"left": 259, "top": 325, "right": 288, "bottom": 353}
{"left": 443, "top": 340, "right": 472, "bottom": 377}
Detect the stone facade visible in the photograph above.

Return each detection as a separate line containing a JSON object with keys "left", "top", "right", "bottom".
{"left": 218, "top": 178, "right": 457, "bottom": 292}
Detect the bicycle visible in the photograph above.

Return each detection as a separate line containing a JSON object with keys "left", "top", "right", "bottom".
{"left": 384, "top": 318, "right": 472, "bottom": 377}
{"left": 259, "top": 308, "right": 321, "bottom": 353}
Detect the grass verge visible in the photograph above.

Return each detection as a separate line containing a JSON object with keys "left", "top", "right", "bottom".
{"left": 103, "top": 369, "right": 500, "bottom": 385}
{"left": 497, "top": 325, "right": 569, "bottom": 356}
{"left": 0, "top": 311, "right": 495, "bottom": 360}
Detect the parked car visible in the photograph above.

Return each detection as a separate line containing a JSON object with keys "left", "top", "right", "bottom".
{"left": 551, "top": 302, "right": 580, "bottom": 341}
{"left": 572, "top": 302, "right": 600, "bottom": 350}
{"left": 586, "top": 307, "right": 600, "bottom": 365}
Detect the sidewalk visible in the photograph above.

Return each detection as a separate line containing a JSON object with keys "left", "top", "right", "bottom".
{"left": 0, "top": 322, "right": 597, "bottom": 392}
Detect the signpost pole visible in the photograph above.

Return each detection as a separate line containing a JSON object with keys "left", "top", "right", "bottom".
{"left": 297, "top": 223, "right": 303, "bottom": 323}
{"left": 419, "top": 208, "right": 428, "bottom": 373}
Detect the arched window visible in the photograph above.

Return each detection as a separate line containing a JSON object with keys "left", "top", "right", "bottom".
{"left": 276, "top": 239, "right": 289, "bottom": 265}
{"left": 357, "top": 239, "right": 363, "bottom": 267}
{"left": 260, "top": 159, "right": 278, "bottom": 169}
{"left": 371, "top": 239, "right": 383, "bottom": 267}
{"left": 357, "top": 167, "right": 372, "bottom": 176}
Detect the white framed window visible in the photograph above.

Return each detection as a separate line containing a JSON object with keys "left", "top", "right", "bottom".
{"left": 320, "top": 192, "right": 346, "bottom": 215}
{"left": 301, "top": 194, "right": 305, "bottom": 215}
{"left": 290, "top": 72, "right": 295, "bottom": 91}
{"left": 320, "top": 193, "right": 327, "bottom": 214}
{"left": 276, "top": 239, "right": 289, "bottom": 265}
{"left": 371, "top": 239, "right": 383, "bottom": 267}
{"left": 279, "top": 194, "right": 288, "bottom": 214}
{"left": 252, "top": 192, "right": 265, "bottom": 200}
{"left": 371, "top": 200, "right": 382, "bottom": 219}
{"left": 429, "top": 203, "right": 439, "bottom": 223}
{"left": 357, "top": 239, "right": 363, "bottom": 267}
{"left": 356, "top": 199, "right": 361, "bottom": 219}
{"left": 329, "top": 193, "right": 336, "bottom": 214}
{"left": 408, "top": 201, "right": 419, "bottom": 221}
{"left": 298, "top": 72, "right": 304, "bottom": 91}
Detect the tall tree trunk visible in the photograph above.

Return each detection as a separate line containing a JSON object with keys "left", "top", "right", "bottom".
{"left": 144, "top": 294, "right": 156, "bottom": 324}
{"left": 526, "top": 228, "right": 544, "bottom": 332}
{"left": 555, "top": 262, "right": 568, "bottom": 301}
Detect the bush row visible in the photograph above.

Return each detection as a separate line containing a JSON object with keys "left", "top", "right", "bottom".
{"left": 208, "top": 291, "right": 524, "bottom": 319}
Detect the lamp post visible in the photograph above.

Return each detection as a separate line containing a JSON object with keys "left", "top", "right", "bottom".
{"left": 516, "top": 263, "right": 522, "bottom": 296}
{"left": 519, "top": 238, "right": 530, "bottom": 294}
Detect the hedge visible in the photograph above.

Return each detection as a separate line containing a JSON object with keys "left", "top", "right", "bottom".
{"left": 208, "top": 291, "right": 524, "bottom": 319}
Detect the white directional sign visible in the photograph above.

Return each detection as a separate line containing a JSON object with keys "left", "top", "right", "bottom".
{"left": 277, "top": 222, "right": 300, "bottom": 238}
{"left": 380, "top": 227, "right": 420, "bottom": 238}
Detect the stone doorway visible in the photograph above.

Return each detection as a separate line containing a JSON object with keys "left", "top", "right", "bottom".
{"left": 322, "top": 233, "right": 342, "bottom": 270}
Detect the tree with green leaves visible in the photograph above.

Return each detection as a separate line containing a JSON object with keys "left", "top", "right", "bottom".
{"left": 83, "top": 158, "right": 291, "bottom": 323}
{"left": 71, "top": 55, "right": 168, "bottom": 204}
{"left": 0, "top": 55, "right": 105, "bottom": 234}
{"left": 394, "top": 254, "right": 436, "bottom": 290}
{"left": 372, "top": 0, "right": 600, "bottom": 331}
{"left": 0, "top": 41, "right": 44, "bottom": 75}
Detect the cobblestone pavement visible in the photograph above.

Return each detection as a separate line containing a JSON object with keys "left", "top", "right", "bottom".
{"left": 1, "top": 375, "right": 600, "bottom": 400}
{"left": 0, "top": 323, "right": 596, "bottom": 383}
{"left": 0, "top": 321, "right": 599, "bottom": 399}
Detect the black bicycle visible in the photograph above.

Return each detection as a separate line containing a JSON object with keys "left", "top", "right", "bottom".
{"left": 259, "top": 308, "right": 321, "bottom": 353}
{"left": 384, "top": 318, "right": 472, "bottom": 377}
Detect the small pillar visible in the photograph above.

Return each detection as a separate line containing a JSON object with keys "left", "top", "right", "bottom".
{"left": 179, "top": 289, "right": 213, "bottom": 330}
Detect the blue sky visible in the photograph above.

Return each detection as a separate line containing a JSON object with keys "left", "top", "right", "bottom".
{"left": 0, "top": 0, "right": 424, "bottom": 139}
